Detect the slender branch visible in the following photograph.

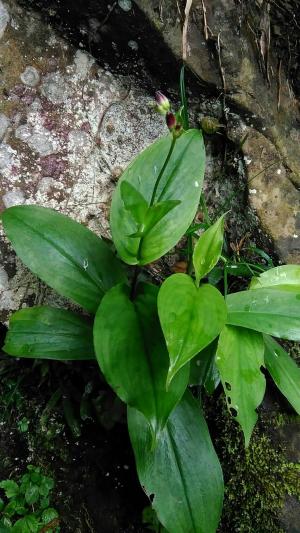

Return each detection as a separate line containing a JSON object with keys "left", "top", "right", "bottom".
{"left": 150, "top": 137, "right": 176, "bottom": 206}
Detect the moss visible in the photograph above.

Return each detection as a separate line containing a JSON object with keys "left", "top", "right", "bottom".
{"left": 205, "top": 396, "right": 300, "bottom": 533}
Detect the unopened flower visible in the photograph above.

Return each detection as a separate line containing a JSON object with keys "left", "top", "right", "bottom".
{"left": 200, "top": 116, "right": 224, "bottom": 135}
{"left": 166, "top": 112, "right": 183, "bottom": 138}
{"left": 155, "top": 91, "right": 170, "bottom": 115}
{"left": 166, "top": 112, "right": 176, "bottom": 129}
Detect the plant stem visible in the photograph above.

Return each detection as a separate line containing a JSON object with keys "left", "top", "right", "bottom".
{"left": 224, "top": 263, "right": 228, "bottom": 299}
{"left": 150, "top": 136, "right": 176, "bottom": 206}
{"left": 200, "top": 194, "right": 210, "bottom": 225}
{"left": 187, "top": 234, "right": 194, "bottom": 276}
{"left": 130, "top": 265, "right": 140, "bottom": 300}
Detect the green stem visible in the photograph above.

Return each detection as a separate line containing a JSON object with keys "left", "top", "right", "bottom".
{"left": 150, "top": 136, "right": 176, "bottom": 206}
{"left": 224, "top": 263, "right": 228, "bottom": 299}
{"left": 130, "top": 265, "right": 140, "bottom": 300}
{"left": 200, "top": 194, "right": 210, "bottom": 225}
{"left": 187, "top": 234, "right": 194, "bottom": 276}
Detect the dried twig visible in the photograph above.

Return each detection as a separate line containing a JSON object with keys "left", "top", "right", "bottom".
{"left": 217, "top": 32, "right": 226, "bottom": 95}
{"left": 277, "top": 58, "right": 282, "bottom": 111}
{"left": 201, "top": 0, "right": 209, "bottom": 41}
{"left": 182, "top": 0, "right": 193, "bottom": 61}
{"left": 159, "top": 0, "right": 165, "bottom": 22}
{"left": 259, "top": 1, "right": 271, "bottom": 85}
{"left": 99, "top": 1, "right": 117, "bottom": 30}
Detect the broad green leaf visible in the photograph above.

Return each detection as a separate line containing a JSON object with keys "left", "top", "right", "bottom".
{"left": 3, "top": 306, "right": 95, "bottom": 360}
{"left": 216, "top": 326, "right": 265, "bottom": 446}
{"left": 193, "top": 213, "right": 226, "bottom": 285}
{"left": 121, "top": 182, "right": 180, "bottom": 238}
{"left": 264, "top": 335, "right": 300, "bottom": 414}
{"left": 128, "top": 391, "right": 224, "bottom": 533}
{"left": 41, "top": 508, "right": 59, "bottom": 524}
{"left": 250, "top": 264, "right": 300, "bottom": 289}
{"left": 25, "top": 484, "right": 39, "bottom": 505}
{"left": 141, "top": 200, "right": 181, "bottom": 235}
{"left": 6, "top": 497, "right": 26, "bottom": 516}
{"left": 0, "top": 522, "right": 11, "bottom": 533}
{"left": 189, "top": 339, "right": 220, "bottom": 394}
{"left": 129, "top": 201, "right": 181, "bottom": 238}
{"left": 0, "top": 480, "right": 19, "bottom": 499}
{"left": 94, "top": 283, "right": 189, "bottom": 440}
{"left": 226, "top": 288, "right": 300, "bottom": 340}
{"left": 2, "top": 206, "right": 126, "bottom": 313}
{"left": 11, "top": 515, "right": 39, "bottom": 533}
{"left": 121, "top": 181, "right": 148, "bottom": 225}
{"left": 110, "top": 130, "right": 205, "bottom": 265}
{"left": 158, "top": 274, "right": 227, "bottom": 386}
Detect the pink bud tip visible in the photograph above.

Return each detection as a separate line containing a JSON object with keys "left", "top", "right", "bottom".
{"left": 155, "top": 91, "right": 167, "bottom": 105}
{"left": 166, "top": 112, "right": 176, "bottom": 129}
{"left": 155, "top": 91, "right": 170, "bottom": 114}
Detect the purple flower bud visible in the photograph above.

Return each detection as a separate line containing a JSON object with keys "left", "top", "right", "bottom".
{"left": 155, "top": 91, "right": 170, "bottom": 114}
{"left": 155, "top": 91, "right": 167, "bottom": 105}
{"left": 166, "top": 112, "right": 176, "bottom": 130}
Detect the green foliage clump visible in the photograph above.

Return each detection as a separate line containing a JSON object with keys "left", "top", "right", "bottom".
{"left": 212, "top": 399, "right": 300, "bottom": 532}
{"left": 0, "top": 465, "right": 59, "bottom": 532}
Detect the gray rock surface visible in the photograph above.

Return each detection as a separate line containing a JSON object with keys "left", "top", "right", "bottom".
{"left": 0, "top": 0, "right": 165, "bottom": 323}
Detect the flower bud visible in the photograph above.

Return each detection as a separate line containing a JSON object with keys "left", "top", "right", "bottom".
{"left": 166, "top": 112, "right": 176, "bottom": 130}
{"left": 166, "top": 112, "right": 183, "bottom": 139}
{"left": 200, "top": 116, "right": 224, "bottom": 134}
{"left": 155, "top": 91, "right": 170, "bottom": 114}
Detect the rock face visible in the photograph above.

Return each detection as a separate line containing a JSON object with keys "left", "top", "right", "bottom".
{"left": 135, "top": 0, "right": 300, "bottom": 263}
{"left": 11, "top": 0, "right": 300, "bottom": 262}
{"left": 0, "top": 0, "right": 166, "bottom": 323}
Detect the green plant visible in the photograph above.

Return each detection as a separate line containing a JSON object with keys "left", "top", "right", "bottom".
{"left": 1, "top": 76, "right": 300, "bottom": 532}
{"left": 0, "top": 465, "right": 59, "bottom": 532}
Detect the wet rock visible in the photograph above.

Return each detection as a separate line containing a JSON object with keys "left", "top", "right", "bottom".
{"left": 118, "top": 0, "right": 132, "bottom": 12}
{"left": 68, "top": 130, "right": 91, "bottom": 155}
{"left": 136, "top": 0, "right": 300, "bottom": 262}
{"left": 27, "top": 131, "right": 55, "bottom": 156}
{"left": 0, "top": 144, "right": 13, "bottom": 170}
{"left": 20, "top": 65, "right": 40, "bottom": 87}
{"left": 2, "top": 188, "right": 25, "bottom": 207}
{"left": 0, "top": 267, "right": 9, "bottom": 290}
{"left": 39, "top": 154, "right": 66, "bottom": 178}
{"left": 0, "top": 113, "right": 10, "bottom": 139}
{"left": 0, "top": 0, "right": 9, "bottom": 38}
{"left": 227, "top": 124, "right": 300, "bottom": 263}
{"left": 13, "top": 0, "right": 299, "bottom": 264}
{"left": 0, "top": 0, "right": 165, "bottom": 324}
{"left": 73, "top": 49, "right": 94, "bottom": 79}
{"left": 41, "top": 72, "right": 71, "bottom": 104}
{"left": 15, "top": 124, "right": 33, "bottom": 141}
{"left": 127, "top": 39, "right": 138, "bottom": 51}
{"left": 36, "top": 176, "right": 57, "bottom": 194}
